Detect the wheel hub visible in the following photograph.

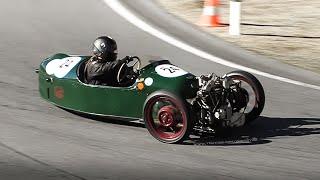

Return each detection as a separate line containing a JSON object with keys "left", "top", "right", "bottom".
{"left": 158, "top": 106, "right": 178, "bottom": 127}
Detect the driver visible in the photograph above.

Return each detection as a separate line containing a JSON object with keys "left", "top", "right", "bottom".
{"left": 84, "top": 36, "right": 129, "bottom": 86}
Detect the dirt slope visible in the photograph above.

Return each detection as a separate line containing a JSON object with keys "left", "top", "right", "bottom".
{"left": 156, "top": 0, "right": 320, "bottom": 73}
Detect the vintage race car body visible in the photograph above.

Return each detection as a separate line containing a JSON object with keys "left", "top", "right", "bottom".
{"left": 38, "top": 53, "right": 198, "bottom": 120}
{"left": 38, "top": 53, "right": 265, "bottom": 143}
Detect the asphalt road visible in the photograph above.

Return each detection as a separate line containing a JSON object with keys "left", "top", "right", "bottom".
{"left": 0, "top": 0, "right": 319, "bottom": 179}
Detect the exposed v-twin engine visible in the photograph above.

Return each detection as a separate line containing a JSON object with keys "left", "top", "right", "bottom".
{"left": 194, "top": 73, "right": 247, "bottom": 130}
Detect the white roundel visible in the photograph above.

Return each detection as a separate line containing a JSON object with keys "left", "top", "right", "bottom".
{"left": 155, "top": 64, "right": 188, "bottom": 78}
{"left": 144, "top": 77, "right": 153, "bottom": 86}
{"left": 46, "top": 57, "right": 82, "bottom": 78}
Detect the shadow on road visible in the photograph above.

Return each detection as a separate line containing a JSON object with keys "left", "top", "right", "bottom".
{"left": 64, "top": 108, "right": 146, "bottom": 128}
{"left": 241, "top": 33, "right": 320, "bottom": 39}
{"left": 221, "top": 23, "right": 294, "bottom": 27}
{"left": 66, "top": 108, "right": 320, "bottom": 146}
{"left": 186, "top": 116, "right": 320, "bottom": 146}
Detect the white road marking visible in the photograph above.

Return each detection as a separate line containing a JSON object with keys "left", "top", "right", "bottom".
{"left": 103, "top": 0, "right": 320, "bottom": 91}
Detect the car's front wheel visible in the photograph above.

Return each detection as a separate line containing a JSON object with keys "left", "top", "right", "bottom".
{"left": 143, "top": 91, "right": 192, "bottom": 144}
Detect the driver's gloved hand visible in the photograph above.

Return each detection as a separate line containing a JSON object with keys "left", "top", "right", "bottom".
{"left": 120, "top": 56, "right": 131, "bottom": 64}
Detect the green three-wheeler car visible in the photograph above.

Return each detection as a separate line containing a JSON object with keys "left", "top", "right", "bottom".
{"left": 37, "top": 53, "right": 265, "bottom": 143}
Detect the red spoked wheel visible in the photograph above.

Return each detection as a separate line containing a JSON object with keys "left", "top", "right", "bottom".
{"left": 144, "top": 92, "right": 192, "bottom": 144}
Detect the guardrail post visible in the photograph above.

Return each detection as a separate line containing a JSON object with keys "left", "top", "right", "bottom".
{"left": 229, "top": 0, "right": 242, "bottom": 35}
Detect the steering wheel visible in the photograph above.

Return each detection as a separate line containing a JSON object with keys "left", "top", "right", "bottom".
{"left": 117, "top": 56, "right": 141, "bottom": 84}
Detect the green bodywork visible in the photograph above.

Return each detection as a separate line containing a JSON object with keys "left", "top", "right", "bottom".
{"left": 38, "top": 54, "right": 198, "bottom": 120}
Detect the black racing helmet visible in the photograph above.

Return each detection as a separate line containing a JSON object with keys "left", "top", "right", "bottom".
{"left": 92, "top": 36, "right": 118, "bottom": 61}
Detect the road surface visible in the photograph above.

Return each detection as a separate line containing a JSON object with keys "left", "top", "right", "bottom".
{"left": 0, "top": 0, "right": 319, "bottom": 179}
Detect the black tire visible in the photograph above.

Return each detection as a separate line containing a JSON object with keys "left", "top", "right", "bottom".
{"left": 226, "top": 71, "right": 265, "bottom": 124}
{"left": 143, "top": 91, "right": 193, "bottom": 144}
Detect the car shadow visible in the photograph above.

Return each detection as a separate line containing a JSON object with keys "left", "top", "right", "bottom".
{"left": 64, "top": 108, "right": 146, "bottom": 128}
{"left": 65, "top": 108, "right": 320, "bottom": 146}
{"left": 185, "top": 116, "right": 320, "bottom": 146}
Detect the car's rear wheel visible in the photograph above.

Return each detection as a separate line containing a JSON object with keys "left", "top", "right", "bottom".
{"left": 143, "top": 92, "right": 192, "bottom": 144}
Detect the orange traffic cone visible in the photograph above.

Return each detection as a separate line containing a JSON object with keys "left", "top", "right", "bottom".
{"left": 199, "top": 0, "right": 220, "bottom": 27}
